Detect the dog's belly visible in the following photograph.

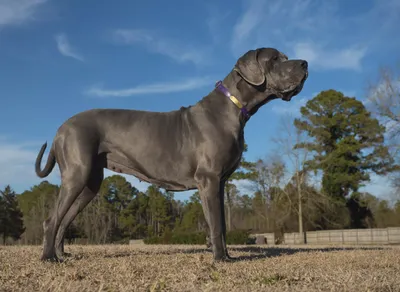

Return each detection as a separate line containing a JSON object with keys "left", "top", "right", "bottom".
{"left": 103, "top": 152, "right": 197, "bottom": 192}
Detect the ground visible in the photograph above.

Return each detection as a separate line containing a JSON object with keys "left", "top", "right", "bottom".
{"left": 1, "top": 244, "right": 399, "bottom": 291}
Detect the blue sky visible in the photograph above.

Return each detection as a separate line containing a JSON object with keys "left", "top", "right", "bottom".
{"left": 1, "top": 0, "right": 400, "bottom": 201}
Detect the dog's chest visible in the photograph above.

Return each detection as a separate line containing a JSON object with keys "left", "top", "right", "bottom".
{"left": 221, "top": 132, "right": 245, "bottom": 180}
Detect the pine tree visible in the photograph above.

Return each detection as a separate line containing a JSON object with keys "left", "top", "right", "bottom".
{"left": 0, "top": 185, "right": 25, "bottom": 244}
{"left": 294, "top": 89, "right": 397, "bottom": 199}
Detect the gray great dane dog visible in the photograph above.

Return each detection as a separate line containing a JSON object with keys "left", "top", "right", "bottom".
{"left": 35, "top": 47, "right": 308, "bottom": 262}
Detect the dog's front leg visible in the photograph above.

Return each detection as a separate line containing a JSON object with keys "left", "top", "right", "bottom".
{"left": 218, "top": 180, "right": 232, "bottom": 259}
{"left": 195, "top": 171, "right": 226, "bottom": 261}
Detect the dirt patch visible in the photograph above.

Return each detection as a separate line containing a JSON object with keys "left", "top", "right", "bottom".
{"left": 1, "top": 244, "right": 399, "bottom": 291}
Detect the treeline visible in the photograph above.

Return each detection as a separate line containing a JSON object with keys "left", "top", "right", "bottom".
{"left": 1, "top": 174, "right": 400, "bottom": 245}
{"left": 2, "top": 86, "right": 400, "bottom": 245}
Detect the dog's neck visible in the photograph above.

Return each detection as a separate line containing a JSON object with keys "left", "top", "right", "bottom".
{"left": 194, "top": 71, "right": 276, "bottom": 129}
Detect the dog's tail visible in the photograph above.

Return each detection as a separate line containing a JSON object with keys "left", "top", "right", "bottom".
{"left": 35, "top": 142, "right": 56, "bottom": 178}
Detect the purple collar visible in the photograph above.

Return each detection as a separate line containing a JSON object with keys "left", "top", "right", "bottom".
{"left": 215, "top": 81, "right": 250, "bottom": 119}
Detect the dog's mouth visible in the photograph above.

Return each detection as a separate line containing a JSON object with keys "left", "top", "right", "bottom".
{"left": 282, "top": 71, "right": 308, "bottom": 101}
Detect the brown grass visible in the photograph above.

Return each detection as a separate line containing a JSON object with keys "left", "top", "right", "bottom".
{"left": 1, "top": 243, "right": 400, "bottom": 292}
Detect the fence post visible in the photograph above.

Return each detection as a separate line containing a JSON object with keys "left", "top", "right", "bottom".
{"left": 356, "top": 229, "right": 359, "bottom": 245}
{"left": 387, "top": 228, "right": 390, "bottom": 244}
{"left": 342, "top": 230, "right": 344, "bottom": 244}
{"left": 371, "top": 228, "right": 373, "bottom": 244}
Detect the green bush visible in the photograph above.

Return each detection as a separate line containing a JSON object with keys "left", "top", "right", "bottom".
{"left": 144, "top": 229, "right": 254, "bottom": 245}
{"left": 171, "top": 232, "right": 207, "bottom": 244}
{"left": 143, "top": 236, "right": 161, "bottom": 244}
{"left": 226, "top": 230, "right": 253, "bottom": 245}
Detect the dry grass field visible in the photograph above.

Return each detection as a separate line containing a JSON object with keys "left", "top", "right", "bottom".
{"left": 1, "top": 243, "right": 400, "bottom": 292}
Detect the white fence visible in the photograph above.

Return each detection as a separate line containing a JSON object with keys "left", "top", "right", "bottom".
{"left": 253, "top": 227, "right": 400, "bottom": 245}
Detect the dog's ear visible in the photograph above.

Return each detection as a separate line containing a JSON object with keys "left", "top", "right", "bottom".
{"left": 234, "top": 49, "right": 266, "bottom": 86}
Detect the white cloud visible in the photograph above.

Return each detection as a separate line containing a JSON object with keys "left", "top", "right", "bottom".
{"left": 0, "top": 0, "right": 47, "bottom": 27}
{"left": 85, "top": 76, "right": 213, "bottom": 98}
{"left": 230, "top": 0, "right": 398, "bottom": 71}
{"left": 54, "top": 33, "right": 84, "bottom": 62}
{"left": 0, "top": 138, "right": 60, "bottom": 193}
{"left": 0, "top": 138, "right": 150, "bottom": 195}
{"left": 231, "top": 0, "right": 336, "bottom": 57}
{"left": 205, "top": 6, "right": 231, "bottom": 45}
{"left": 293, "top": 42, "right": 366, "bottom": 71}
{"left": 231, "top": 0, "right": 267, "bottom": 55}
{"left": 232, "top": 178, "right": 254, "bottom": 195}
{"left": 112, "top": 29, "right": 208, "bottom": 65}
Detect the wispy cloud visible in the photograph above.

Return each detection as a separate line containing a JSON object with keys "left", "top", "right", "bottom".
{"left": 112, "top": 29, "right": 209, "bottom": 65}
{"left": 232, "top": 179, "right": 254, "bottom": 195}
{"left": 0, "top": 0, "right": 48, "bottom": 27}
{"left": 0, "top": 138, "right": 60, "bottom": 193}
{"left": 54, "top": 33, "right": 84, "bottom": 62}
{"left": 230, "top": 0, "right": 398, "bottom": 71}
{"left": 293, "top": 42, "right": 367, "bottom": 71}
{"left": 0, "top": 137, "right": 151, "bottom": 195}
{"left": 205, "top": 6, "right": 231, "bottom": 45}
{"left": 231, "top": 0, "right": 266, "bottom": 54}
{"left": 85, "top": 76, "right": 213, "bottom": 98}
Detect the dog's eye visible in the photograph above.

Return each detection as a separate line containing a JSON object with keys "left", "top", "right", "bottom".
{"left": 272, "top": 55, "right": 278, "bottom": 61}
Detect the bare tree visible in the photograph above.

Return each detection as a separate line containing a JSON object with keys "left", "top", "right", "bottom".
{"left": 367, "top": 65, "right": 400, "bottom": 198}
{"left": 272, "top": 115, "right": 312, "bottom": 243}
{"left": 250, "top": 154, "right": 291, "bottom": 234}
{"left": 367, "top": 66, "right": 400, "bottom": 139}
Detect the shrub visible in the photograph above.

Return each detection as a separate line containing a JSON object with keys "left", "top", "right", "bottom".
{"left": 143, "top": 236, "right": 162, "bottom": 244}
{"left": 226, "top": 230, "right": 253, "bottom": 245}
{"left": 171, "top": 232, "right": 207, "bottom": 244}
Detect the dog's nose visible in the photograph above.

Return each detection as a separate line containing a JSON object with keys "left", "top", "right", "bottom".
{"left": 301, "top": 60, "right": 308, "bottom": 70}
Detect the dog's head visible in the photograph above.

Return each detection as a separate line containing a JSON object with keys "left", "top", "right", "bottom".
{"left": 234, "top": 48, "right": 308, "bottom": 103}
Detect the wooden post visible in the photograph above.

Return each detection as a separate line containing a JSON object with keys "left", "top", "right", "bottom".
{"left": 371, "top": 228, "right": 373, "bottom": 244}
{"left": 356, "top": 229, "right": 359, "bottom": 245}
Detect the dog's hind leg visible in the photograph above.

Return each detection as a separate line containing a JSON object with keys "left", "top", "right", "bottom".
{"left": 41, "top": 133, "right": 98, "bottom": 262}
{"left": 41, "top": 178, "right": 87, "bottom": 261}
{"left": 55, "top": 162, "right": 104, "bottom": 259}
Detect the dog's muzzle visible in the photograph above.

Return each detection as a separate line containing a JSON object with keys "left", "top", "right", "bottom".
{"left": 282, "top": 70, "right": 308, "bottom": 101}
